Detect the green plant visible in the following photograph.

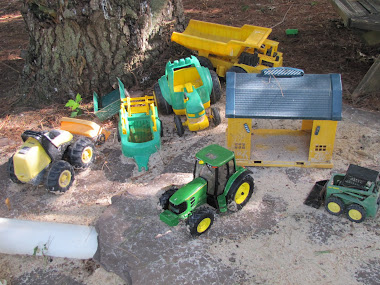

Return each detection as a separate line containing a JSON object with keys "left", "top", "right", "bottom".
{"left": 65, "top": 93, "right": 83, "bottom": 117}
{"left": 310, "top": 1, "right": 318, "bottom": 6}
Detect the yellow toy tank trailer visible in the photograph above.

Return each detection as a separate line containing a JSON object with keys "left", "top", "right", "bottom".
{"left": 8, "top": 129, "right": 95, "bottom": 193}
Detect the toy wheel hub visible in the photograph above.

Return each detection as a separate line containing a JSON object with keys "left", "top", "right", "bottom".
{"left": 348, "top": 209, "right": 362, "bottom": 221}
{"left": 59, "top": 170, "right": 72, "bottom": 188}
{"left": 327, "top": 202, "right": 341, "bottom": 213}
{"left": 235, "top": 182, "right": 250, "bottom": 204}
{"left": 82, "top": 147, "right": 93, "bottom": 163}
{"left": 197, "top": 218, "right": 211, "bottom": 233}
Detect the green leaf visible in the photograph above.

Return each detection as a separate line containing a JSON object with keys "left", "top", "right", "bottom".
{"left": 70, "top": 111, "right": 79, "bottom": 117}
{"left": 75, "top": 93, "right": 82, "bottom": 103}
{"left": 33, "top": 246, "right": 39, "bottom": 256}
{"left": 65, "top": 99, "right": 76, "bottom": 108}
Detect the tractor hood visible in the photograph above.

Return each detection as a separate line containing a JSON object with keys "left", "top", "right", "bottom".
{"left": 185, "top": 90, "right": 205, "bottom": 118}
{"left": 169, "top": 177, "right": 207, "bottom": 205}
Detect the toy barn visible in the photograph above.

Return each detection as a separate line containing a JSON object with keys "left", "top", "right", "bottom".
{"left": 225, "top": 68, "right": 342, "bottom": 168}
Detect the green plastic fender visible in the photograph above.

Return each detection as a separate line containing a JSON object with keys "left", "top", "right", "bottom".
{"left": 157, "top": 76, "right": 172, "bottom": 105}
{"left": 218, "top": 167, "right": 253, "bottom": 212}
{"left": 185, "top": 89, "right": 205, "bottom": 118}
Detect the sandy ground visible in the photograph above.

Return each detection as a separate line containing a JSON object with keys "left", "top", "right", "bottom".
{"left": 0, "top": 92, "right": 379, "bottom": 284}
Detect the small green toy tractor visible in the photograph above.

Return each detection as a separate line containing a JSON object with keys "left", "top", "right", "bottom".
{"left": 305, "top": 164, "right": 380, "bottom": 223}
{"left": 159, "top": 144, "right": 254, "bottom": 236}
{"left": 8, "top": 129, "right": 95, "bottom": 193}
{"left": 154, "top": 56, "right": 222, "bottom": 136}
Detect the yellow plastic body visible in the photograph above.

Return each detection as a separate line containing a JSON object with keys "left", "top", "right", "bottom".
{"left": 185, "top": 114, "right": 210, "bottom": 131}
{"left": 173, "top": 100, "right": 210, "bottom": 116}
{"left": 13, "top": 137, "right": 52, "bottom": 182}
{"left": 173, "top": 67, "right": 203, "bottom": 93}
{"left": 171, "top": 20, "right": 283, "bottom": 77}
{"left": 226, "top": 119, "right": 338, "bottom": 168}
{"left": 172, "top": 20, "right": 271, "bottom": 57}
{"left": 60, "top": 117, "right": 110, "bottom": 141}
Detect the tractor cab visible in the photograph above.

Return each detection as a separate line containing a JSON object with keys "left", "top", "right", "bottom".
{"left": 194, "top": 144, "right": 236, "bottom": 208}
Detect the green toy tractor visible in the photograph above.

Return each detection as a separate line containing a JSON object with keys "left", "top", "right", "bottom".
{"left": 154, "top": 56, "right": 222, "bottom": 136}
{"left": 159, "top": 144, "right": 254, "bottom": 236}
{"left": 8, "top": 129, "right": 95, "bottom": 193}
{"left": 305, "top": 164, "right": 380, "bottom": 223}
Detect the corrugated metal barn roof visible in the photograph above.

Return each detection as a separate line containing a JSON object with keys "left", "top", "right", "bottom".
{"left": 225, "top": 72, "right": 342, "bottom": 120}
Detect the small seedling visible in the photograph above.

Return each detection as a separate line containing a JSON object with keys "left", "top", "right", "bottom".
{"left": 65, "top": 93, "right": 83, "bottom": 117}
{"left": 310, "top": 1, "right": 318, "bottom": 6}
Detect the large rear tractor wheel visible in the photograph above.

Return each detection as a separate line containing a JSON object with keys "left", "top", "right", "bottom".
{"left": 187, "top": 207, "right": 215, "bottom": 236}
{"left": 211, "top": 107, "right": 221, "bottom": 126}
{"left": 346, "top": 204, "right": 366, "bottom": 223}
{"left": 154, "top": 83, "right": 173, "bottom": 115}
{"left": 210, "top": 70, "right": 222, "bottom": 104}
{"left": 197, "top": 56, "right": 214, "bottom": 70}
{"left": 325, "top": 196, "right": 344, "bottom": 216}
{"left": 8, "top": 156, "right": 23, "bottom": 184}
{"left": 174, "top": 115, "right": 184, "bottom": 137}
{"left": 68, "top": 138, "right": 95, "bottom": 169}
{"left": 159, "top": 187, "right": 178, "bottom": 210}
{"left": 227, "top": 174, "right": 254, "bottom": 211}
{"left": 45, "top": 160, "right": 74, "bottom": 193}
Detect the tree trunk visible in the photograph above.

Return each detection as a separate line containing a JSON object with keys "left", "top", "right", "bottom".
{"left": 20, "top": 0, "right": 185, "bottom": 101}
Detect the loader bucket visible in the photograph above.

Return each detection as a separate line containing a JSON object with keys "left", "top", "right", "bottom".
{"left": 304, "top": 180, "right": 328, "bottom": 209}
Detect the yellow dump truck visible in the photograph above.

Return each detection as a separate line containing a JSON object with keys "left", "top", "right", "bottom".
{"left": 171, "top": 20, "right": 283, "bottom": 77}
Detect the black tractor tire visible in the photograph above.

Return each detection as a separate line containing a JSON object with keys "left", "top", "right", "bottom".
{"left": 227, "top": 66, "right": 247, "bottom": 74}
{"left": 211, "top": 107, "right": 221, "bottom": 126}
{"left": 45, "top": 160, "right": 75, "bottom": 193}
{"left": 68, "top": 137, "right": 95, "bottom": 169}
{"left": 197, "top": 56, "right": 214, "bottom": 70}
{"left": 174, "top": 115, "right": 184, "bottom": 137}
{"left": 117, "top": 127, "right": 121, "bottom": 142}
{"left": 159, "top": 187, "right": 178, "bottom": 210}
{"left": 159, "top": 119, "right": 164, "bottom": 137}
{"left": 210, "top": 70, "right": 222, "bottom": 104}
{"left": 187, "top": 207, "right": 215, "bottom": 236}
{"left": 154, "top": 83, "right": 173, "bottom": 115}
{"left": 346, "top": 204, "right": 366, "bottom": 223}
{"left": 325, "top": 196, "right": 345, "bottom": 216}
{"left": 8, "top": 156, "right": 23, "bottom": 184}
{"left": 227, "top": 174, "right": 254, "bottom": 211}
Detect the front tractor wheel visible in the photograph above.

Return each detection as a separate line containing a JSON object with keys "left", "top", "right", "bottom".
{"left": 174, "top": 115, "right": 184, "bottom": 137}
{"left": 227, "top": 175, "right": 254, "bottom": 211}
{"left": 325, "top": 196, "right": 344, "bottom": 216}
{"left": 346, "top": 204, "right": 366, "bottom": 223}
{"left": 159, "top": 187, "right": 178, "bottom": 210}
{"left": 187, "top": 207, "right": 215, "bottom": 236}
{"left": 45, "top": 160, "right": 75, "bottom": 193}
{"left": 68, "top": 137, "right": 95, "bottom": 169}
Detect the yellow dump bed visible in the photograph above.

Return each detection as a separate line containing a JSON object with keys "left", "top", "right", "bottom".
{"left": 171, "top": 20, "right": 272, "bottom": 57}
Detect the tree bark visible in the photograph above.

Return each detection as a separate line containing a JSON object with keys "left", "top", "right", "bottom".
{"left": 20, "top": 0, "right": 185, "bottom": 101}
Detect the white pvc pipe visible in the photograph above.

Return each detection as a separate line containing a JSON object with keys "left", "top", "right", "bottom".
{"left": 0, "top": 218, "right": 98, "bottom": 259}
